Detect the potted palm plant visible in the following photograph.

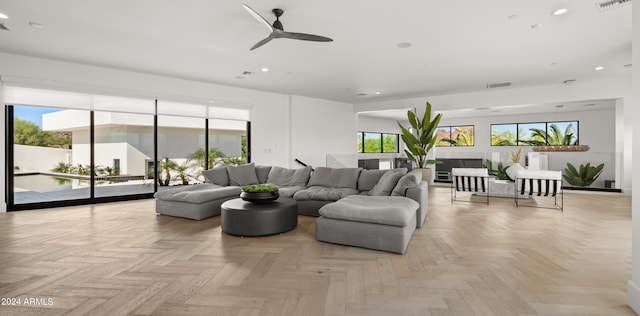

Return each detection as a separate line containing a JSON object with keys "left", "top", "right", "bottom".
{"left": 397, "top": 101, "right": 442, "bottom": 183}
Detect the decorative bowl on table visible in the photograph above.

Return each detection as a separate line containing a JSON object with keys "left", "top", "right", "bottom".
{"left": 240, "top": 184, "right": 279, "bottom": 202}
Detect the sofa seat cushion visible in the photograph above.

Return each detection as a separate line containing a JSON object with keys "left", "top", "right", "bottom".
{"left": 293, "top": 186, "right": 359, "bottom": 201}
{"left": 319, "top": 195, "right": 419, "bottom": 227}
{"left": 154, "top": 184, "right": 241, "bottom": 204}
{"left": 277, "top": 186, "right": 306, "bottom": 198}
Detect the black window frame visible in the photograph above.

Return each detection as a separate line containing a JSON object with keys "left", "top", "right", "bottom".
{"left": 357, "top": 131, "right": 399, "bottom": 154}
{"left": 435, "top": 125, "right": 476, "bottom": 147}
{"left": 5, "top": 103, "right": 251, "bottom": 211}
{"left": 490, "top": 120, "right": 580, "bottom": 146}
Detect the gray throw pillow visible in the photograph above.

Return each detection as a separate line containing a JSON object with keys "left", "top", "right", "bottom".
{"left": 202, "top": 166, "right": 229, "bottom": 186}
{"left": 227, "top": 163, "right": 259, "bottom": 186}
{"left": 357, "top": 169, "right": 388, "bottom": 192}
{"left": 369, "top": 170, "right": 406, "bottom": 196}
{"left": 391, "top": 170, "right": 422, "bottom": 196}
{"left": 267, "top": 166, "right": 313, "bottom": 187}
{"left": 255, "top": 165, "right": 272, "bottom": 184}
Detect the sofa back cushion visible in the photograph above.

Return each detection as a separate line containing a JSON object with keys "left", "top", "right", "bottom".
{"left": 255, "top": 165, "right": 272, "bottom": 184}
{"left": 357, "top": 169, "right": 388, "bottom": 192}
{"left": 391, "top": 170, "right": 422, "bottom": 196}
{"left": 202, "top": 166, "right": 229, "bottom": 186}
{"left": 307, "top": 167, "right": 361, "bottom": 189}
{"left": 227, "top": 163, "right": 259, "bottom": 186}
{"left": 369, "top": 170, "right": 406, "bottom": 196}
{"left": 267, "top": 166, "right": 313, "bottom": 187}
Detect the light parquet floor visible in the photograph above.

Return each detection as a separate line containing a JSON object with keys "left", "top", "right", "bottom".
{"left": 0, "top": 187, "right": 634, "bottom": 315}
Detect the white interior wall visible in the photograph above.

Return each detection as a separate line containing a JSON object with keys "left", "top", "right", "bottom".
{"left": 436, "top": 108, "right": 617, "bottom": 188}
{"left": 0, "top": 52, "right": 356, "bottom": 207}
{"left": 0, "top": 80, "right": 5, "bottom": 212}
{"left": 355, "top": 77, "right": 632, "bottom": 194}
{"left": 627, "top": 1, "right": 640, "bottom": 312}
{"left": 357, "top": 115, "right": 401, "bottom": 134}
{"left": 291, "top": 95, "right": 356, "bottom": 168}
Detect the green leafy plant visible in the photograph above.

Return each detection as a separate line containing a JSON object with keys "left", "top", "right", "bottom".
{"left": 484, "top": 160, "right": 509, "bottom": 180}
{"left": 563, "top": 162, "right": 604, "bottom": 187}
{"left": 242, "top": 184, "right": 278, "bottom": 193}
{"left": 397, "top": 102, "right": 442, "bottom": 168}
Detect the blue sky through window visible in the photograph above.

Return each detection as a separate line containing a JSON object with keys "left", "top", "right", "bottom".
{"left": 13, "top": 106, "right": 60, "bottom": 128}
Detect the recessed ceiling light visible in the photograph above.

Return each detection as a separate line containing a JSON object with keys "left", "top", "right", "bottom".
{"left": 29, "top": 22, "right": 44, "bottom": 28}
{"left": 0, "top": 13, "right": 8, "bottom": 19}
{"left": 531, "top": 24, "right": 542, "bottom": 29}
{"left": 261, "top": 67, "right": 269, "bottom": 72}
{"left": 397, "top": 42, "right": 412, "bottom": 48}
{"left": 375, "top": 92, "right": 381, "bottom": 95}
{"left": 551, "top": 8, "right": 568, "bottom": 16}
{"left": 595, "top": 66, "right": 605, "bottom": 70}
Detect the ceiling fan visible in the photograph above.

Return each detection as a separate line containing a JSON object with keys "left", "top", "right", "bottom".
{"left": 243, "top": 4, "right": 333, "bottom": 51}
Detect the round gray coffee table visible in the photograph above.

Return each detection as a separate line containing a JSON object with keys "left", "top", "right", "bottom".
{"left": 221, "top": 197, "right": 298, "bottom": 236}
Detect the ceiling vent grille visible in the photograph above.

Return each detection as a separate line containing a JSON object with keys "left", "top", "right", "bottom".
{"left": 0, "top": 24, "right": 10, "bottom": 31}
{"left": 596, "top": 0, "right": 632, "bottom": 12}
{"left": 486, "top": 81, "right": 512, "bottom": 89}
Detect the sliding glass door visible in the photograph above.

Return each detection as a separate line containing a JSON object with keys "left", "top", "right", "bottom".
{"left": 11, "top": 105, "right": 90, "bottom": 204}
{"left": 5, "top": 86, "right": 251, "bottom": 211}
{"left": 93, "top": 111, "right": 155, "bottom": 197}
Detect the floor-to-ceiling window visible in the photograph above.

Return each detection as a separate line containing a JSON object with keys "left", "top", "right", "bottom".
{"left": 11, "top": 105, "right": 90, "bottom": 204}
{"left": 93, "top": 111, "right": 155, "bottom": 197}
{"left": 5, "top": 86, "right": 251, "bottom": 210}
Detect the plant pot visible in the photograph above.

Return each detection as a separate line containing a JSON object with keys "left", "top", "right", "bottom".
{"left": 506, "top": 163, "right": 524, "bottom": 181}
{"left": 418, "top": 167, "right": 433, "bottom": 184}
{"left": 240, "top": 191, "right": 279, "bottom": 203}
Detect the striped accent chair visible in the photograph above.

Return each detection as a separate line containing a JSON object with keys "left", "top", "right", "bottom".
{"left": 451, "top": 168, "right": 490, "bottom": 204}
{"left": 514, "top": 169, "right": 563, "bottom": 211}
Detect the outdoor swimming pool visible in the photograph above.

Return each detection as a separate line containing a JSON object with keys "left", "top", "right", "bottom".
{"left": 14, "top": 174, "right": 91, "bottom": 192}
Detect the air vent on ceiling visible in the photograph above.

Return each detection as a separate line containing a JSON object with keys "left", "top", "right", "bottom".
{"left": 486, "top": 81, "right": 512, "bottom": 89}
{"left": 0, "top": 23, "right": 10, "bottom": 31}
{"left": 596, "top": 0, "right": 632, "bottom": 12}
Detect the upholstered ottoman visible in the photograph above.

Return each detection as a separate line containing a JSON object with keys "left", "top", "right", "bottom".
{"left": 315, "top": 195, "right": 419, "bottom": 254}
{"left": 154, "top": 184, "right": 241, "bottom": 220}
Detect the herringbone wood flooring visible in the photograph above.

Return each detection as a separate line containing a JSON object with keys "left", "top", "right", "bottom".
{"left": 0, "top": 187, "right": 633, "bottom": 315}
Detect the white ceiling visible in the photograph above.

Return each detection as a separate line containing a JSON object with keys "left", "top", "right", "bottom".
{"left": 358, "top": 99, "right": 616, "bottom": 121}
{"left": 0, "top": 1, "right": 632, "bottom": 105}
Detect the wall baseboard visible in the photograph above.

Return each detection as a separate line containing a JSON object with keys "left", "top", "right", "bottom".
{"left": 627, "top": 280, "right": 640, "bottom": 313}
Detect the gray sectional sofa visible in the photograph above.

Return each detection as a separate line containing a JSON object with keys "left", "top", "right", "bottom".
{"left": 154, "top": 163, "right": 429, "bottom": 253}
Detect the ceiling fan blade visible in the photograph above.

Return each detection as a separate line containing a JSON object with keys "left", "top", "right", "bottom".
{"left": 280, "top": 31, "right": 333, "bottom": 42}
{"left": 250, "top": 35, "right": 274, "bottom": 50}
{"left": 242, "top": 4, "right": 273, "bottom": 33}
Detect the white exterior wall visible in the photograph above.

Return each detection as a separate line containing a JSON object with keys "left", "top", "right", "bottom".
{"left": 13, "top": 145, "right": 71, "bottom": 173}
